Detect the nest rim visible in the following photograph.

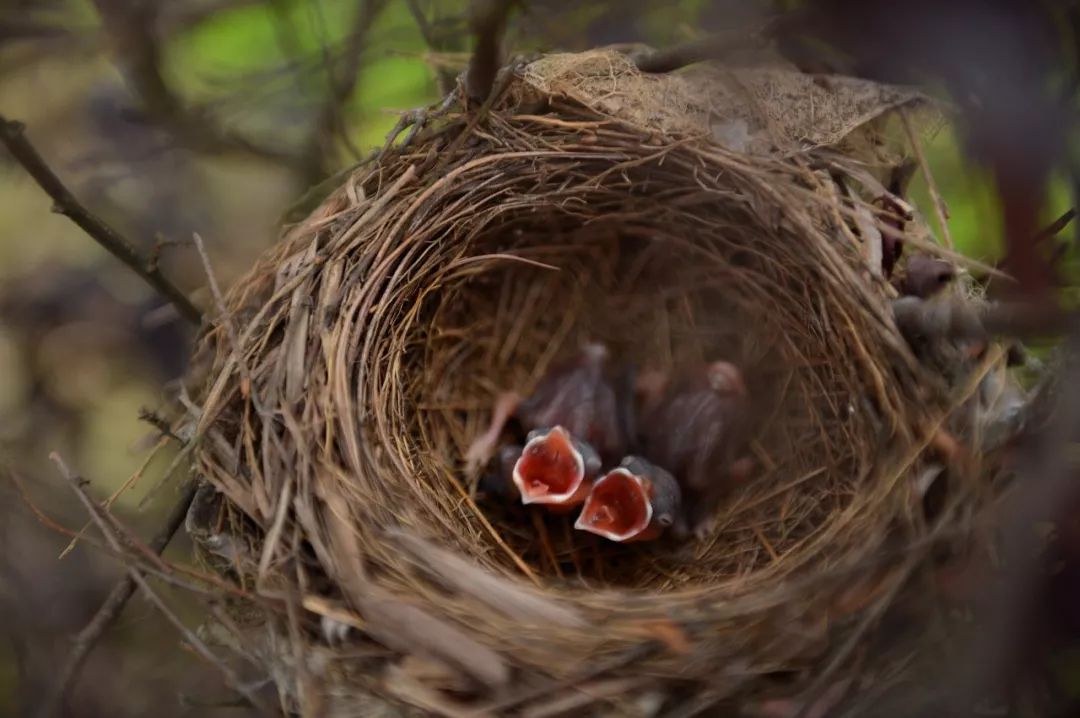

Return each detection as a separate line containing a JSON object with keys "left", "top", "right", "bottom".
{"left": 185, "top": 49, "right": 999, "bottom": 714}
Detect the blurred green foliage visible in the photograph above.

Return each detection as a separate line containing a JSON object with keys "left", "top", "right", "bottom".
{"left": 163, "top": 0, "right": 1070, "bottom": 259}
{"left": 1, "top": 3, "right": 1076, "bottom": 716}
{"left": 172, "top": 1, "right": 440, "bottom": 148}
{"left": 1, "top": 0, "right": 1074, "bottom": 510}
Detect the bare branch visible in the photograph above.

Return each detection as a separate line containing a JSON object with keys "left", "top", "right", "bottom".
{"left": 405, "top": 0, "right": 460, "bottom": 94}
{"left": 891, "top": 296, "right": 1073, "bottom": 351}
{"left": 36, "top": 478, "right": 198, "bottom": 718}
{"left": 900, "top": 107, "right": 953, "bottom": 250}
{"left": 48, "top": 456, "right": 273, "bottom": 715}
{"left": 303, "top": 0, "right": 389, "bottom": 184}
{"left": 465, "top": 0, "right": 514, "bottom": 103}
{"left": 633, "top": 24, "right": 774, "bottom": 74}
{"left": 1033, "top": 207, "right": 1076, "bottom": 245}
{"left": 0, "top": 18, "right": 71, "bottom": 43}
{"left": 90, "top": 0, "right": 305, "bottom": 172}
{"left": 0, "top": 115, "right": 202, "bottom": 325}
{"left": 91, "top": 0, "right": 181, "bottom": 114}
{"left": 191, "top": 232, "right": 267, "bottom": 417}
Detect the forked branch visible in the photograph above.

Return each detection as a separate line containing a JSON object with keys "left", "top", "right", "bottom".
{"left": 35, "top": 479, "right": 199, "bottom": 718}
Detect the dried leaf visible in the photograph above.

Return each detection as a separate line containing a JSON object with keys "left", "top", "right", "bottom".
{"left": 524, "top": 49, "right": 932, "bottom": 158}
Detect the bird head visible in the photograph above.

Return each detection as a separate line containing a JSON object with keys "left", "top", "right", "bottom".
{"left": 705, "top": 360, "right": 747, "bottom": 398}
{"left": 574, "top": 467, "right": 653, "bottom": 542}
{"left": 512, "top": 425, "right": 590, "bottom": 506}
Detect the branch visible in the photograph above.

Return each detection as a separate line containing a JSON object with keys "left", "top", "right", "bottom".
{"left": 302, "top": 0, "right": 388, "bottom": 184}
{"left": 36, "top": 478, "right": 198, "bottom": 718}
{"left": 1033, "top": 207, "right": 1076, "bottom": 245}
{"left": 48, "top": 457, "right": 273, "bottom": 715}
{"left": 91, "top": 0, "right": 181, "bottom": 115}
{"left": 90, "top": 0, "right": 305, "bottom": 173}
{"left": 0, "top": 116, "right": 203, "bottom": 326}
{"left": 0, "top": 18, "right": 71, "bottom": 43}
{"left": 405, "top": 0, "right": 460, "bottom": 94}
{"left": 157, "top": 0, "right": 268, "bottom": 36}
{"left": 1, "top": 116, "right": 209, "bottom": 706}
{"left": 465, "top": 0, "right": 514, "bottom": 103}
{"left": 632, "top": 24, "right": 775, "bottom": 74}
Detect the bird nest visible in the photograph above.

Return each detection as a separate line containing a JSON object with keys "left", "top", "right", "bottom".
{"left": 187, "top": 50, "right": 1006, "bottom": 716}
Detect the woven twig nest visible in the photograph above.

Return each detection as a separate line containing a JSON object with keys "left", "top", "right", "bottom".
{"left": 188, "top": 50, "right": 1004, "bottom": 716}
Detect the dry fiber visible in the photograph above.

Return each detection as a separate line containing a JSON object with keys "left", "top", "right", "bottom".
{"left": 186, "top": 50, "right": 1000, "bottom": 715}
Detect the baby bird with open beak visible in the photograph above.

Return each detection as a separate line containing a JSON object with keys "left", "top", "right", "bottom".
{"left": 469, "top": 342, "right": 630, "bottom": 509}
{"left": 513, "top": 425, "right": 601, "bottom": 509}
{"left": 575, "top": 456, "right": 681, "bottom": 542}
{"left": 642, "top": 360, "right": 750, "bottom": 538}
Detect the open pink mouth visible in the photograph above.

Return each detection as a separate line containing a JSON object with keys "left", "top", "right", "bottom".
{"left": 512, "top": 426, "right": 586, "bottom": 505}
{"left": 574, "top": 468, "right": 652, "bottom": 542}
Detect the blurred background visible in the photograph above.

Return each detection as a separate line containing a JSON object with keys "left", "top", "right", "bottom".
{"left": 0, "top": 0, "right": 1075, "bottom": 716}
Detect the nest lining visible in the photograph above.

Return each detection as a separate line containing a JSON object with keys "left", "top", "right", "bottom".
{"left": 418, "top": 181, "right": 891, "bottom": 588}
{"left": 187, "top": 50, "right": 983, "bottom": 713}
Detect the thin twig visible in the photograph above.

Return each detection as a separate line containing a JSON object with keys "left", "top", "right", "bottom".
{"left": 9, "top": 469, "right": 86, "bottom": 541}
{"left": 465, "top": 0, "right": 513, "bottom": 102}
{"left": 14, "top": 465, "right": 259, "bottom": 599}
{"left": 90, "top": 0, "right": 305, "bottom": 173}
{"left": 36, "top": 477, "right": 198, "bottom": 718}
{"left": 303, "top": 0, "right": 388, "bottom": 184}
{"left": 58, "top": 434, "right": 171, "bottom": 560}
{"left": 900, "top": 107, "right": 954, "bottom": 249}
{"left": 1033, "top": 207, "right": 1077, "bottom": 245}
{"left": 47, "top": 455, "right": 273, "bottom": 715}
{"left": 405, "top": 0, "right": 459, "bottom": 94}
{"left": 0, "top": 115, "right": 202, "bottom": 325}
{"left": 159, "top": 0, "right": 267, "bottom": 36}
{"left": 632, "top": 26, "right": 772, "bottom": 73}
{"left": 138, "top": 407, "right": 183, "bottom": 442}
{"left": 191, "top": 232, "right": 267, "bottom": 417}
{"left": 379, "top": 90, "right": 458, "bottom": 158}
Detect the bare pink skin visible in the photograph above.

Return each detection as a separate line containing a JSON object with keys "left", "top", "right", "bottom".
{"left": 464, "top": 391, "right": 522, "bottom": 473}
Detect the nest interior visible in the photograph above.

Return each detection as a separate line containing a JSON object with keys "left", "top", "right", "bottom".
{"left": 188, "top": 50, "right": 987, "bottom": 713}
